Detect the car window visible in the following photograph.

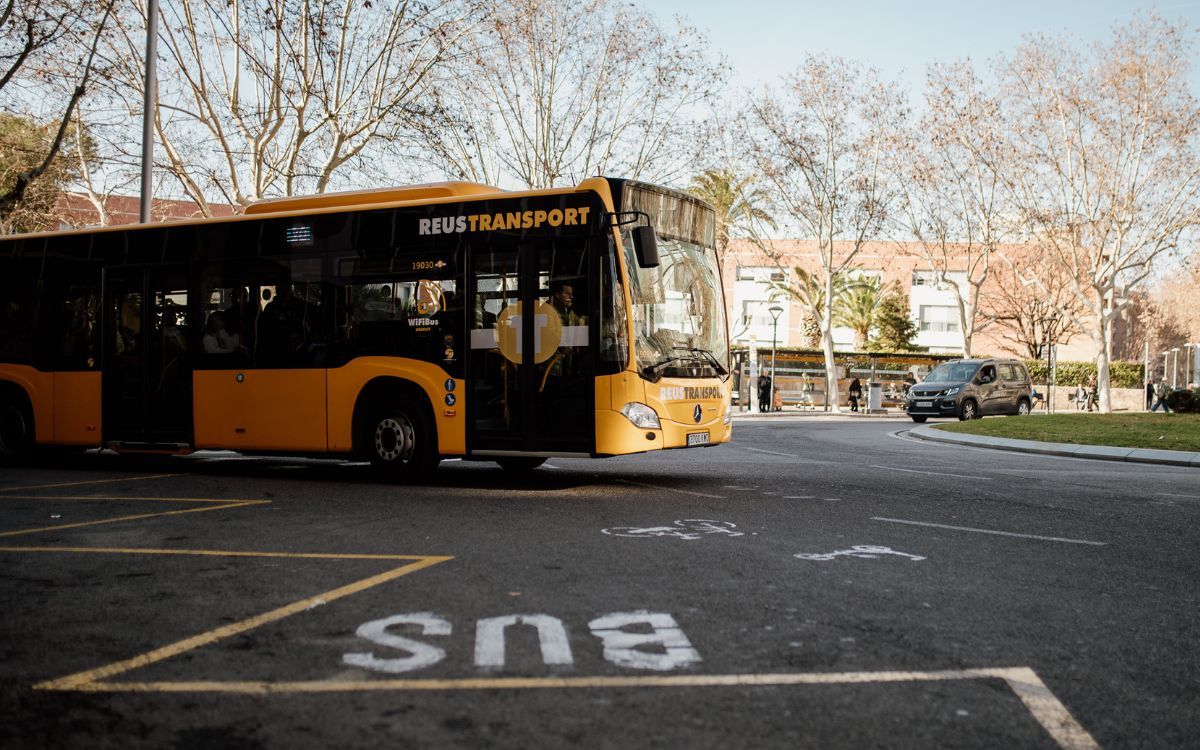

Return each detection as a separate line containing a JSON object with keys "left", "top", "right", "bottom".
{"left": 924, "top": 362, "right": 980, "bottom": 382}
{"left": 999, "top": 364, "right": 1017, "bottom": 381}
{"left": 979, "top": 365, "right": 997, "bottom": 382}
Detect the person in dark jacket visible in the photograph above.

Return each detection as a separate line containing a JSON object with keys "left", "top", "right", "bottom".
{"left": 758, "top": 370, "right": 772, "bottom": 413}
{"left": 848, "top": 378, "right": 863, "bottom": 412}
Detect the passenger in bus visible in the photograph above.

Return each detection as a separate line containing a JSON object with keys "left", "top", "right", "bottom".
{"left": 545, "top": 280, "right": 586, "bottom": 383}
{"left": 259, "top": 284, "right": 311, "bottom": 366}
{"left": 202, "top": 311, "right": 243, "bottom": 357}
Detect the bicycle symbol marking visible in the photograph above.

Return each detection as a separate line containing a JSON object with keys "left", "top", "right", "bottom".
{"left": 601, "top": 519, "right": 744, "bottom": 541}
{"left": 793, "top": 545, "right": 926, "bottom": 562}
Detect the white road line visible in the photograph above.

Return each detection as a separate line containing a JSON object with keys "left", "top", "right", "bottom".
{"left": 615, "top": 479, "right": 725, "bottom": 499}
{"left": 869, "top": 465, "right": 992, "bottom": 481}
{"left": 783, "top": 495, "right": 815, "bottom": 499}
{"left": 740, "top": 446, "right": 797, "bottom": 458}
{"left": 1156, "top": 492, "right": 1199, "bottom": 500}
{"left": 872, "top": 517, "right": 1106, "bottom": 546}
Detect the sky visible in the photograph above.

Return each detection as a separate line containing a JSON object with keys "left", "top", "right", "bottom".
{"left": 646, "top": 0, "right": 1200, "bottom": 100}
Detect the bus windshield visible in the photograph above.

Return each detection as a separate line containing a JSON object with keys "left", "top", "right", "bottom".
{"left": 618, "top": 183, "right": 728, "bottom": 380}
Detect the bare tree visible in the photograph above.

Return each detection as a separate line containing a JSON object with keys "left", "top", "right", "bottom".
{"left": 999, "top": 14, "right": 1200, "bottom": 411}
{"left": 893, "top": 61, "right": 1008, "bottom": 357}
{"left": 984, "top": 246, "right": 1083, "bottom": 359}
{"left": 428, "top": 0, "right": 727, "bottom": 190}
{"left": 0, "top": 0, "right": 116, "bottom": 224}
{"left": 746, "top": 55, "right": 906, "bottom": 411}
{"left": 94, "top": 0, "right": 481, "bottom": 215}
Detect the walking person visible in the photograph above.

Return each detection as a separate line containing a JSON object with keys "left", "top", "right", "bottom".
{"left": 757, "top": 369, "right": 772, "bottom": 413}
{"left": 1075, "top": 382, "right": 1088, "bottom": 412}
{"left": 1150, "top": 377, "right": 1172, "bottom": 413}
{"left": 1085, "top": 374, "right": 1099, "bottom": 412}
{"left": 848, "top": 378, "right": 863, "bottom": 413}
{"left": 1146, "top": 380, "right": 1155, "bottom": 411}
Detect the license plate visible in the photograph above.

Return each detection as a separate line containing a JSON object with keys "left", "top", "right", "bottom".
{"left": 686, "top": 432, "right": 710, "bottom": 447}
{"left": 917, "top": 401, "right": 932, "bottom": 408}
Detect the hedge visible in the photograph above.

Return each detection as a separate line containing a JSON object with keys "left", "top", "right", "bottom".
{"left": 1166, "top": 388, "right": 1200, "bottom": 413}
{"left": 1024, "top": 360, "right": 1145, "bottom": 389}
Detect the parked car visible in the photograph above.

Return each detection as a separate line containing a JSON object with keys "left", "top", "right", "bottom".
{"left": 906, "top": 358, "right": 1034, "bottom": 422}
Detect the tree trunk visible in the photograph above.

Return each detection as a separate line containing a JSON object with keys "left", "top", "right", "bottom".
{"left": 822, "top": 280, "right": 840, "bottom": 413}
{"left": 1096, "top": 317, "right": 1114, "bottom": 414}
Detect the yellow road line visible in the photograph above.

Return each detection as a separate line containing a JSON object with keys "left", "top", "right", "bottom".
{"left": 0, "top": 495, "right": 260, "bottom": 504}
{"left": 0, "top": 501, "right": 269, "bottom": 538}
{"left": 0, "top": 546, "right": 435, "bottom": 561}
{"left": 0, "top": 474, "right": 181, "bottom": 493}
{"left": 77, "top": 667, "right": 1013, "bottom": 693}
{"left": 61, "top": 667, "right": 1097, "bottom": 749}
{"left": 35, "top": 555, "right": 452, "bottom": 691}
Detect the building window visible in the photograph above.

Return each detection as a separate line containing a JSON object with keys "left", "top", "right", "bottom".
{"left": 919, "top": 305, "right": 959, "bottom": 333}
{"left": 736, "top": 266, "right": 786, "bottom": 283}
{"left": 912, "top": 270, "right": 939, "bottom": 286}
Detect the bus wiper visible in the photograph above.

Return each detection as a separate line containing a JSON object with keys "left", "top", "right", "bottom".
{"left": 673, "top": 346, "right": 728, "bottom": 376}
{"left": 642, "top": 356, "right": 687, "bottom": 382}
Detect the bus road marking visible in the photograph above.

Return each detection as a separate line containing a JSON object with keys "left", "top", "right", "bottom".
{"left": 34, "top": 555, "right": 452, "bottom": 692}
{"left": 0, "top": 474, "right": 182, "bottom": 493}
{"left": 615, "top": 478, "right": 724, "bottom": 499}
{"left": 0, "top": 500, "right": 270, "bottom": 538}
{"left": 872, "top": 517, "right": 1106, "bottom": 546}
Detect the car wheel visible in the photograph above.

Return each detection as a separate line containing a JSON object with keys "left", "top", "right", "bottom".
{"left": 910, "top": 416, "right": 927, "bottom": 423}
{"left": 366, "top": 402, "right": 439, "bottom": 480}
{"left": 1016, "top": 398, "right": 1031, "bottom": 416}
{"left": 958, "top": 399, "right": 979, "bottom": 421}
{"left": 496, "top": 457, "right": 547, "bottom": 472}
{"left": 0, "top": 395, "right": 34, "bottom": 465}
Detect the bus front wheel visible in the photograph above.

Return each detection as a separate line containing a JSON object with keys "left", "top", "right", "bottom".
{"left": 366, "top": 404, "right": 439, "bottom": 480}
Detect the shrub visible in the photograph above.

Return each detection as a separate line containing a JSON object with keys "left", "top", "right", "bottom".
{"left": 1023, "top": 360, "right": 1144, "bottom": 389}
{"left": 1165, "top": 388, "right": 1200, "bottom": 413}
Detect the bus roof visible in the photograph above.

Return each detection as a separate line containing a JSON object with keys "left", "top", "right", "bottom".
{"left": 242, "top": 181, "right": 502, "bottom": 215}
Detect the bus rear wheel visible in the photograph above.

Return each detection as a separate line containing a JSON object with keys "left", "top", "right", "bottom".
{"left": 496, "top": 457, "right": 547, "bottom": 472}
{"left": 366, "top": 404, "right": 439, "bottom": 480}
{"left": 0, "top": 396, "right": 33, "bottom": 464}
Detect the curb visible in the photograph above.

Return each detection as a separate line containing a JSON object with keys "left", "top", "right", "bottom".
{"left": 906, "top": 424, "right": 1200, "bottom": 468}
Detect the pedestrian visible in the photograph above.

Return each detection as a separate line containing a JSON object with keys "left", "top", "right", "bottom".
{"left": 1146, "top": 380, "right": 1155, "bottom": 411}
{"left": 1085, "top": 374, "right": 1098, "bottom": 412}
{"left": 1150, "top": 377, "right": 1172, "bottom": 413}
{"left": 1075, "top": 382, "right": 1088, "bottom": 412}
{"left": 848, "top": 378, "right": 862, "bottom": 412}
{"left": 757, "top": 369, "right": 772, "bottom": 413}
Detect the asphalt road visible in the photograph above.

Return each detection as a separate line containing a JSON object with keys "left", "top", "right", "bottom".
{"left": 2, "top": 415, "right": 1197, "bottom": 749}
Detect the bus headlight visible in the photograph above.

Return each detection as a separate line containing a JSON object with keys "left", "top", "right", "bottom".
{"left": 723, "top": 407, "right": 732, "bottom": 424}
{"left": 621, "top": 402, "right": 661, "bottom": 429}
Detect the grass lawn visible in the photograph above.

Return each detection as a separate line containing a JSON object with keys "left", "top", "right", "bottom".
{"left": 933, "top": 413, "right": 1200, "bottom": 452}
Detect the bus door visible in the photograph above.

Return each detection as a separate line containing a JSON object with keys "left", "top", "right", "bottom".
{"left": 102, "top": 265, "right": 194, "bottom": 446}
{"left": 467, "top": 240, "right": 594, "bottom": 455}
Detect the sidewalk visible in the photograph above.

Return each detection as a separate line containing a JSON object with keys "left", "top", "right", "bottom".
{"left": 732, "top": 408, "right": 908, "bottom": 420}
{"left": 907, "top": 424, "right": 1200, "bottom": 468}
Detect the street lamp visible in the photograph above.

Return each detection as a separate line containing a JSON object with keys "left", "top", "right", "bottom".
{"left": 767, "top": 305, "right": 784, "bottom": 412}
{"left": 1041, "top": 316, "right": 1056, "bottom": 413}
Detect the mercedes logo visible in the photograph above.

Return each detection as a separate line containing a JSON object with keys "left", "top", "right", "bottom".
{"left": 693, "top": 404, "right": 703, "bottom": 423}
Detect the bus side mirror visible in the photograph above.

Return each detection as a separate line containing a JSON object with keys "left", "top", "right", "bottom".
{"left": 632, "top": 226, "right": 659, "bottom": 268}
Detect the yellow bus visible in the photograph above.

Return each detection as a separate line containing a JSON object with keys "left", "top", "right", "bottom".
{"left": 0, "top": 177, "right": 731, "bottom": 477}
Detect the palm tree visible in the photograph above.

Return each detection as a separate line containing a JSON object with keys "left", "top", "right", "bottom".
{"left": 688, "top": 169, "right": 774, "bottom": 267}
{"left": 766, "top": 267, "right": 853, "bottom": 344}
{"left": 834, "top": 278, "right": 886, "bottom": 350}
